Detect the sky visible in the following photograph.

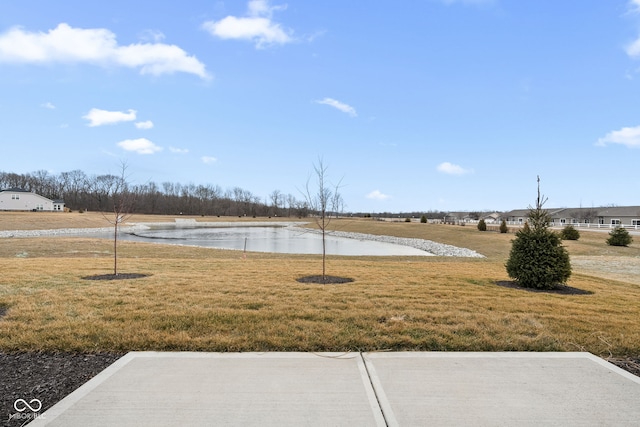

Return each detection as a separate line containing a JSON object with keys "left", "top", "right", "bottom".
{"left": 1, "top": 0, "right": 640, "bottom": 213}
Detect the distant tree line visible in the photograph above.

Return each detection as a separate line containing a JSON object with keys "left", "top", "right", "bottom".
{"left": 0, "top": 169, "right": 312, "bottom": 217}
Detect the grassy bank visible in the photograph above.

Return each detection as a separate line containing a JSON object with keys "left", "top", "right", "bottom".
{"left": 0, "top": 213, "right": 638, "bottom": 358}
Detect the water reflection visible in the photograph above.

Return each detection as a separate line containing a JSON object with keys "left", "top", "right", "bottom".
{"left": 113, "top": 226, "right": 432, "bottom": 256}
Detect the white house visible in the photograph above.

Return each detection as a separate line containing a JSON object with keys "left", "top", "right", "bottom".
{"left": 0, "top": 188, "right": 65, "bottom": 212}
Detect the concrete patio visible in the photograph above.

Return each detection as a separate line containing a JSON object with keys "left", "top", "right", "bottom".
{"left": 30, "top": 352, "right": 640, "bottom": 426}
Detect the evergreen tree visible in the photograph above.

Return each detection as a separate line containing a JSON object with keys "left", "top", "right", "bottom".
{"left": 477, "top": 219, "right": 487, "bottom": 231}
{"left": 505, "top": 177, "right": 571, "bottom": 289}
{"left": 560, "top": 225, "right": 580, "bottom": 240}
{"left": 607, "top": 227, "right": 633, "bottom": 247}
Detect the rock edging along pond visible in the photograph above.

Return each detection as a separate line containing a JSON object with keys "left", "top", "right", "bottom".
{"left": 309, "top": 229, "right": 484, "bottom": 258}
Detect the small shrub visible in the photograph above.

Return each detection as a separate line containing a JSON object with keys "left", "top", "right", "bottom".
{"left": 560, "top": 225, "right": 580, "bottom": 240}
{"left": 420, "top": 215, "right": 427, "bottom": 223}
{"left": 477, "top": 219, "right": 487, "bottom": 231}
{"left": 499, "top": 219, "right": 508, "bottom": 234}
{"left": 405, "top": 217, "right": 411, "bottom": 222}
{"left": 607, "top": 227, "right": 633, "bottom": 247}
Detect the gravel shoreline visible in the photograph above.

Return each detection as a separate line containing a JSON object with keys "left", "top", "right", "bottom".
{"left": 0, "top": 225, "right": 148, "bottom": 238}
{"left": 317, "top": 229, "right": 484, "bottom": 257}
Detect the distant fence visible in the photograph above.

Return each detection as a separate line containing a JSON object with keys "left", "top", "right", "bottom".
{"left": 376, "top": 217, "right": 640, "bottom": 231}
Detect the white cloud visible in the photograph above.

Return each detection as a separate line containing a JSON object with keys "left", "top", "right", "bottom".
{"left": 596, "top": 125, "right": 640, "bottom": 148}
{"left": 366, "top": 190, "right": 391, "bottom": 201}
{"left": 437, "top": 162, "right": 473, "bottom": 175}
{"left": 117, "top": 138, "right": 162, "bottom": 154}
{"left": 169, "top": 147, "right": 189, "bottom": 154}
{"left": 0, "top": 23, "right": 210, "bottom": 79}
{"left": 202, "top": 0, "right": 293, "bottom": 49}
{"left": 135, "top": 120, "right": 154, "bottom": 130}
{"left": 627, "top": 37, "right": 640, "bottom": 58}
{"left": 83, "top": 108, "right": 136, "bottom": 127}
{"left": 41, "top": 102, "right": 55, "bottom": 109}
{"left": 315, "top": 98, "right": 357, "bottom": 117}
{"left": 139, "top": 29, "right": 165, "bottom": 43}
{"left": 202, "top": 156, "right": 218, "bottom": 164}
{"left": 627, "top": 1, "right": 640, "bottom": 58}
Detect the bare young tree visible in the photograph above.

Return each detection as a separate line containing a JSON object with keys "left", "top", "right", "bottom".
{"left": 103, "top": 161, "right": 137, "bottom": 276}
{"left": 303, "top": 158, "right": 343, "bottom": 283}
{"left": 269, "top": 189, "right": 283, "bottom": 217}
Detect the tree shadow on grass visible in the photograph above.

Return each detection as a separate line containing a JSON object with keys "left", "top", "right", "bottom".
{"left": 296, "top": 275, "right": 354, "bottom": 285}
{"left": 82, "top": 273, "right": 150, "bottom": 281}
{"left": 496, "top": 281, "right": 593, "bottom": 295}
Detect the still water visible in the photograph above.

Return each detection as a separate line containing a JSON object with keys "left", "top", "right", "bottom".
{"left": 111, "top": 226, "right": 431, "bottom": 256}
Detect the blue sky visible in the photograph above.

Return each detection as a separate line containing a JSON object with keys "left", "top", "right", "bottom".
{"left": 1, "top": 0, "right": 639, "bottom": 213}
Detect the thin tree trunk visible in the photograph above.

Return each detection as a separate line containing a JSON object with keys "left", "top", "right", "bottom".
{"left": 113, "top": 222, "right": 118, "bottom": 275}
{"left": 322, "top": 226, "right": 326, "bottom": 282}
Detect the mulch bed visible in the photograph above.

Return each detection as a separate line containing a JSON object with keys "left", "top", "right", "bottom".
{"left": 296, "top": 275, "right": 354, "bottom": 284}
{"left": 609, "top": 357, "right": 640, "bottom": 378}
{"left": 81, "top": 273, "right": 150, "bottom": 280}
{"left": 0, "top": 352, "right": 124, "bottom": 427}
{"left": 496, "top": 281, "right": 593, "bottom": 295}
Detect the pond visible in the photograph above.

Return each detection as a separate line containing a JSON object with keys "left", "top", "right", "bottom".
{"left": 108, "top": 225, "right": 433, "bottom": 257}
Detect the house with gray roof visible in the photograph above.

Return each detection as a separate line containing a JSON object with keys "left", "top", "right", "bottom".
{"left": 0, "top": 188, "right": 64, "bottom": 212}
{"left": 503, "top": 206, "right": 640, "bottom": 229}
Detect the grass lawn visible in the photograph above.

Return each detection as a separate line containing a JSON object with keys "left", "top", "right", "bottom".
{"left": 0, "top": 212, "right": 639, "bottom": 359}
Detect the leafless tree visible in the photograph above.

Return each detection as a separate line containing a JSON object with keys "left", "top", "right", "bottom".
{"left": 269, "top": 189, "right": 283, "bottom": 216}
{"left": 303, "top": 158, "right": 343, "bottom": 282}
{"left": 103, "top": 161, "right": 137, "bottom": 276}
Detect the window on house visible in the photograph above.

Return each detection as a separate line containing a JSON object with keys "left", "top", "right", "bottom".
{"left": 632, "top": 219, "right": 640, "bottom": 226}
{"left": 584, "top": 219, "right": 590, "bottom": 224}
{"left": 599, "top": 218, "right": 604, "bottom": 225}
{"left": 560, "top": 218, "right": 566, "bottom": 224}
{"left": 571, "top": 219, "right": 577, "bottom": 224}
{"left": 611, "top": 219, "right": 621, "bottom": 225}
{"left": 11, "top": 194, "right": 19, "bottom": 200}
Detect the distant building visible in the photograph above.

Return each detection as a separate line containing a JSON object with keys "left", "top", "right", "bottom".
{"left": 481, "top": 213, "right": 501, "bottom": 224}
{"left": 503, "top": 206, "right": 640, "bottom": 229}
{"left": 0, "top": 188, "right": 65, "bottom": 212}
{"left": 443, "top": 211, "right": 501, "bottom": 224}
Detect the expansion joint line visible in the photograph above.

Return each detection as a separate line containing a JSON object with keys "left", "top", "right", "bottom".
{"left": 359, "top": 352, "right": 391, "bottom": 427}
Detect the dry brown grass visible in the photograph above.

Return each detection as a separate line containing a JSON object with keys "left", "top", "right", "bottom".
{"left": 0, "top": 213, "right": 639, "bottom": 358}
